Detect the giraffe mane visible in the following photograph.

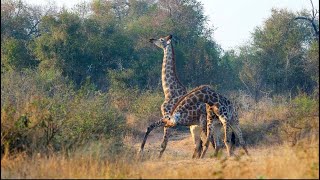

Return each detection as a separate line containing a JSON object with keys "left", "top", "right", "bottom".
{"left": 170, "top": 42, "right": 186, "bottom": 91}
{"left": 170, "top": 85, "right": 211, "bottom": 115}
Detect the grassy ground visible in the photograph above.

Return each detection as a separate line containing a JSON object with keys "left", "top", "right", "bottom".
{"left": 1, "top": 89, "right": 319, "bottom": 179}
{"left": 1, "top": 129, "right": 318, "bottom": 179}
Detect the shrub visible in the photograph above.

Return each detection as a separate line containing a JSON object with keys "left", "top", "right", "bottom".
{"left": 1, "top": 69, "right": 127, "bottom": 156}
{"left": 282, "top": 93, "right": 319, "bottom": 146}
{"left": 60, "top": 90, "right": 126, "bottom": 150}
{"left": 128, "top": 90, "right": 163, "bottom": 130}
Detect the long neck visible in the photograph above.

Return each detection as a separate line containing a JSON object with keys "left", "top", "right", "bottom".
{"left": 172, "top": 85, "right": 217, "bottom": 114}
{"left": 161, "top": 43, "right": 185, "bottom": 100}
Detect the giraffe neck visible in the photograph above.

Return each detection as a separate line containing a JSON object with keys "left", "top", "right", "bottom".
{"left": 162, "top": 43, "right": 186, "bottom": 100}
{"left": 172, "top": 85, "right": 217, "bottom": 115}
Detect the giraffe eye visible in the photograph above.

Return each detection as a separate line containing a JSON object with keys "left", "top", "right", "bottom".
{"left": 160, "top": 38, "right": 164, "bottom": 42}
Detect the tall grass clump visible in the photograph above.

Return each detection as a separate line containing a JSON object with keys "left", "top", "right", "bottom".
{"left": 233, "top": 90, "right": 319, "bottom": 147}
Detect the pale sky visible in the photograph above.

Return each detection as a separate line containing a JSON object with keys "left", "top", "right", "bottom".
{"left": 201, "top": 0, "right": 319, "bottom": 50}
{"left": 25, "top": 0, "right": 319, "bottom": 50}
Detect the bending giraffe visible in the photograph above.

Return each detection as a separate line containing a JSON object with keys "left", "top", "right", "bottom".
{"left": 139, "top": 35, "right": 214, "bottom": 158}
{"left": 162, "top": 85, "right": 249, "bottom": 158}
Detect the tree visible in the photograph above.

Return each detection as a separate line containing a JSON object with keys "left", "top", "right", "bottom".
{"left": 237, "top": 45, "right": 264, "bottom": 103}
{"left": 293, "top": 0, "right": 319, "bottom": 41}
{"left": 1, "top": 37, "right": 36, "bottom": 71}
{"left": 250, "top": 8, "right": 316, "bottom": 95}
{"left": 1, "top": 0, "right": 55, "bottom": 41}
{"left": 218, "top": 50, "right": 244, "bottom": 92}
{"left": 1, "top": 0, "right": 56, "bottom": 72}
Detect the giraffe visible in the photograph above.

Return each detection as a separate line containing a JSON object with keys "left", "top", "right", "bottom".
{"left": 162, "top": 85, "right": 249, "bottom": 158}
{"left": 139, "top": 35, "right": 213, "bottom": 158}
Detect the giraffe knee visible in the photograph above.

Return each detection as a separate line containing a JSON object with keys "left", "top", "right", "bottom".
{"left": 161, "top": 138, "right": 168, "bottom": 148}
{"left": 161, "top": 142, "right": 166, "bottom": 149}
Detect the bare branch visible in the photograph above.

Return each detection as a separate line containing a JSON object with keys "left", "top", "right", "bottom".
{"left": 294, "top": 16, "right": 319, "bottom": 39}
{"left": 309, "top": 0, "right": 315, "bottom": 18}
{"left": 294, "top": 16, "right": 312, "bottom": 22}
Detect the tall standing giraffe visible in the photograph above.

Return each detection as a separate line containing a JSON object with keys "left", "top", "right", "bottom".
{"left": 139, "top": 35, "right": 212, "bottom": 158}
{"left": 162, "top": 85, "right": 249, "bottom": 158}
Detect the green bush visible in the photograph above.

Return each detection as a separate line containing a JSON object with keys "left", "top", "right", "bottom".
{"left": 60, "top": 90, "right": 126, "bottom": 150}
{"left": 129, "top": 90, "right": 163, "bottom": 130}
{"left": 291, "top": 93, "right": 318, "bottom": 116}
{"left": 1, "top": 69, "right": 127, "bottom": 155}
{"left": 282, "top": 93, "right": 319, "bottom": 146}
{"left": 107, "top": 70, "right": 163, "bottom": 131}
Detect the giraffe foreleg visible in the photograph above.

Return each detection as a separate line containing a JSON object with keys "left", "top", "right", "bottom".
{"left": 200, "top": 104, "right": 215, "bottom": 150}
{"left": 212, "top": 122, "right": 222, "bottom": 157}
{"left": 210, "top": 116, "right": 219, "bottom": 150}
{"left": 200, "top": 117, "right": 215, "bottom": 158}
{"left": 159, "top": 126, "right": 171, "bottom": 158}
{"left": 192, "top": 113, "right": 208, "bottom": 158}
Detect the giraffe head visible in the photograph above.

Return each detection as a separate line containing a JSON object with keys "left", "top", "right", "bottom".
{"left": 162, "top": 112, "right": 181, "bottom": 127}
{"left": 149, "top": 35, "right": 172, "bottom": 49}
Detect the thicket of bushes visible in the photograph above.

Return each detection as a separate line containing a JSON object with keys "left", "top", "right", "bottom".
{"left": 1, "top": 69, "right": 165, "bottom": 157}
{"left": 1, "top": 70, "right": 127, "bottom": 156}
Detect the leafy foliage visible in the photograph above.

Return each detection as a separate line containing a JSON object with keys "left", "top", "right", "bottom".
{"left": 1, "top": 70, "right": 126, "bottom": 154}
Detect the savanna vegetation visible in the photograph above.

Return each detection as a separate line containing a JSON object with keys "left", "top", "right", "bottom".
{"left": 1, "top": 0, "right": 319, "bottom": 178}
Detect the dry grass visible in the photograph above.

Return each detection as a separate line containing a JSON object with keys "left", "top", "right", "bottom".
{"left": 1, "top": 131, "right": 318, "bottom": 179}
{"left": 138, "top": 144, "right": 319, "bottom": 179}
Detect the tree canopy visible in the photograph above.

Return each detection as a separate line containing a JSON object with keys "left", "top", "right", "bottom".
{"left": 1, "top": 0, "right": 318, "bottom": 98}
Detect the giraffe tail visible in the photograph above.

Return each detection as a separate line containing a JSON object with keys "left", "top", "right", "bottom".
{"left": 139, "top": 118, "right": 165, "bottom": 153}
{"left": 231, "top": 132, "right": 236, "bottom": 146}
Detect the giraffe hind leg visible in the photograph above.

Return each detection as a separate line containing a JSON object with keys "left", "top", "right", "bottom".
{"left": 221, "top": 120, "right": 233, "bottom": 157}
{"left": 190, "top": 125, "right": 202, "bottom": 158}
{"left": 200, "top": 120, "right": 213, "bottom": 158}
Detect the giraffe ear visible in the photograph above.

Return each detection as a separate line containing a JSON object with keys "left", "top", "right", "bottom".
{"left": 165, "top": 34, "right": 173, "bottom": 41}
